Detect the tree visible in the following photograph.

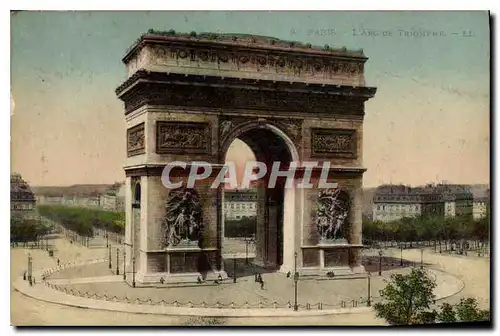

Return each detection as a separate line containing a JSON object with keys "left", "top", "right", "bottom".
{"left": 454, "top": 298, "right": 490, "bottom": 322}
{"left": 11, "top": 216, "right": 50, "bottom": 244}
{"left": 37, "top": 205, "right": 125, "bottom": 237}
{"left": 374, "top": 269, "right": 490, "bottom": 325}
{"left": 374, "top": 268, "right": 436, "bottom": 325}
{"left": 437, "top": 303, "right": 457, "bottom": 323}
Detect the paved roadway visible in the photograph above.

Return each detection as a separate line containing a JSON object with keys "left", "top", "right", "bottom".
{"left": 11, "top": 237, "right": 489, "bottom": 326}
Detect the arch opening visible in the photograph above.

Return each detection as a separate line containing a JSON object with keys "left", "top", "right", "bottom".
{"left": 221, "top": 124, "right": 297, "bottom": 273}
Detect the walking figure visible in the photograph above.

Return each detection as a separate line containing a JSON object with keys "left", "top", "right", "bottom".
{"left": 257, "top": 273, "right": 263, "bottom": 284}
{"left": 57, "top": 258, "right": 60, "bottom": 266}
{"left": 260, "top": 280, "right": 265, "bottom": 290}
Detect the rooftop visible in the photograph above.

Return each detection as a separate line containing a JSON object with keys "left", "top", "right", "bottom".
{"left": 123, "top": 29, "right": 366, "bottom": 64}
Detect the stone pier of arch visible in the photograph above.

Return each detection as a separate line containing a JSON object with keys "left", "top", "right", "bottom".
{"left": 116, "top": 31, "right": 377, "bottom": 284}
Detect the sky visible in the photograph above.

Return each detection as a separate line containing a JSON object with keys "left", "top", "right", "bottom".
{"left": 10, "top": 11, "right": 490, "bottom": 188}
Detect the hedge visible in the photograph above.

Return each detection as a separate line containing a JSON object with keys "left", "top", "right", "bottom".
{"left": 37, "top": 205, "right": 125, "bottom": 237}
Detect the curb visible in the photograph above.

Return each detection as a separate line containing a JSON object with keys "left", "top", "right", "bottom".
{"left": 15, "top": 259, "right": 375, "bottom": 317}
{"left": 16, "top": 259, "right": 466, "bottom": 318}
{"left": 14, "top": 277, "right": 373, "bottom": 317}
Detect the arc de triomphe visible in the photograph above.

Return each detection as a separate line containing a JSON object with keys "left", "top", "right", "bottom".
{"left": 116, "top": 31, "right": 377, "bottom": 284}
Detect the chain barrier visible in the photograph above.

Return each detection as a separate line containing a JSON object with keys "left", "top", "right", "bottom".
{"left": 43, "top": 282, "right": 367, "bottom": 310}
{"left": 39, "top": 261, "right": 370, "bottom": 311}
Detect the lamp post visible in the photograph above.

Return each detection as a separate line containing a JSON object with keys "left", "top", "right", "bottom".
{"left": 245, "top": 235, "right": 254, "bottom": 265}
{"left": 378, "top": 249, "right": 383, "bottom": 276}
{"left": 420, "top": 248, "right": 424, "bottom": 269}
{"left": 123, "top": 249, "right": 126, "bottom": 280}
{"left": 108, "top": 245, "right": 112, "bottom": 269}
{"left": 245, "top": 239, "right": 249, "bottom": 265}
{"left": 400, "top": 244, "right": 404, "bottom": 266}
{"left": 132, "top": 256, "right": 136, "bottom": 288}
{"left": 233, "top": 257, "right": 237, "bottom": 283}
{"left": 116, "top": 248, "right": 120, "bottom": 275}
{"left": 367, "top": 272, "right": 371, "bottom": 307}
{"left": 293, "top": 252, "right": 299, "bottom": 311}
{"left": 27, "top": 253, "right": 33, "bottom": 286}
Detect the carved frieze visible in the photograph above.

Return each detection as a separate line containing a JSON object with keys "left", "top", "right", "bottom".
{"left": 135, "top": 44, "right": 364, "bottom": 81}
{"left": 311, "top": 128, "right": 357, "bottom": 158}
{"left": 127, "top": 123, "right": 145, "bottom": 157}
{"left": 118, "top": 72, "right": 371, "bottom": 116}
{"left": 156, "top": 121, "right": 211, "bottom": 154}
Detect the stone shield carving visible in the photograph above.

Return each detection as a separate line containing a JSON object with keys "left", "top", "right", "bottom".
{"left": 156, "top": 121, "right": 211, "bottom": 154}
{"left": 162, "top": 187, "right": 203, "bottom": 247}
{"left": 315, "top": 188, "right": 350, "bottom": 242}
{"left": 127, "top": 123, "right": 145, "bottom": 157}
{"left": 311, "top": 128, "right": 357, "bottom": 158}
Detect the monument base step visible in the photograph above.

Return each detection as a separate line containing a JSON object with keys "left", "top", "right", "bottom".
{"left": 133, "top": 270, "right": 228, "bottom": 285}
{"left": 299, "top": 265, "right": 366, "bottom": 279}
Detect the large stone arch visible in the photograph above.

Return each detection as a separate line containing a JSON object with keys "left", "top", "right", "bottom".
{"left": 117, "top": 31, "right": 376, "bottom": 284}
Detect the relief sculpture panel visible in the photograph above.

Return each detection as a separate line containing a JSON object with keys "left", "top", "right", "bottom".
{"left": 156, "top": 121, "right": 211, "bottom": 154}
{"left": 127, "top": 123, "right": 145, "bottom": 157}
{"left": 315, "top": 188, "right": 350, "bottom": 244}
{"left": 311, "top": 128, "right": 357, "bottom": 158}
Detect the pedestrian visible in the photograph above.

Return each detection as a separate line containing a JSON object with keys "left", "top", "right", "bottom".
{"left": 260, "top": 280, "right": 265, "bottom": 290}
{"left": 257, "top": 273, "right": 263, "bottom": 284}
{"left": 57, "top": 258, "right": 60, "bottom": 266}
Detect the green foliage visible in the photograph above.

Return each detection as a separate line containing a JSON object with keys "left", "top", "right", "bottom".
{"left": 435, "top": 298, "right": 490, "bottom": 323}
{"left": 11, "top": 216, "right": 50, "bottom": 242}
{"left": 437, "top": 303, "right": 457, "bottom": 323}
{"left": 37, "top": 205, "right": 124, "bottom": 237}
{"left": 374, "top": 268, "right": 437, "bottom": 325}
{"left": 454, "top": 298, "right": 490, "bottom": 322}
{"left": 363, "top": 214, "right": 489, "bottom": 246}
{"left": 224, "top": 216, "right": 256, "bottom": 238}
{"left": 374, "top": 270, "right": 490, "bottom": 325}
